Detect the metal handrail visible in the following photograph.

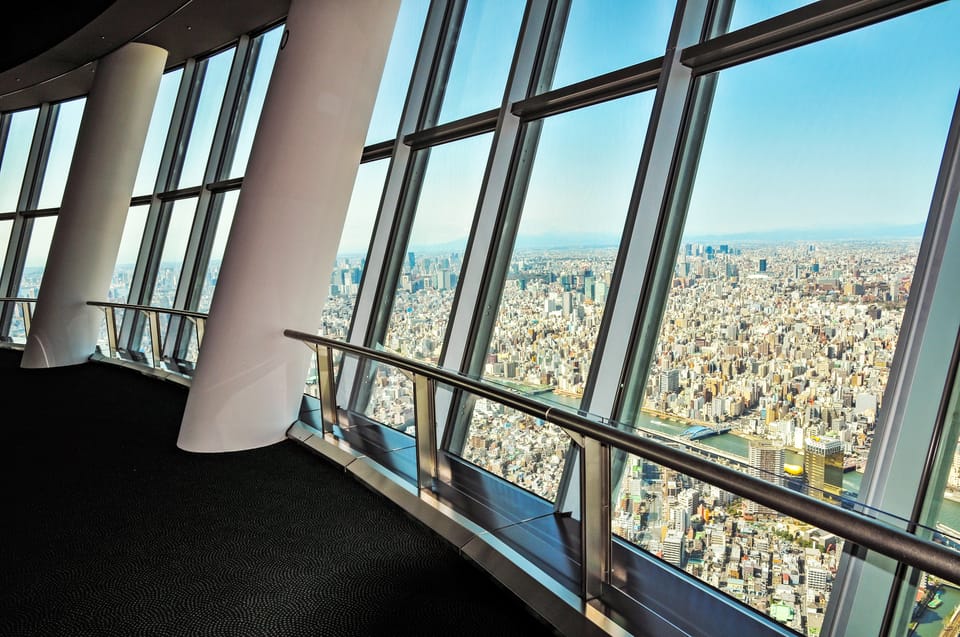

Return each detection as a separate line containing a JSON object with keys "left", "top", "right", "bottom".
{"left": 284, "top": 328, "right": 960, "bottom": 588}
{"left": 86, "top": 300, "right": 208, "bottom": 320}
{"left": 87, "top": 301, "right": 207, "bottom": 367}
{"left": 0, "top": 297, "right": 39, "bottom": 303}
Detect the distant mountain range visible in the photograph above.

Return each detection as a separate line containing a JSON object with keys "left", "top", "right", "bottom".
{"left": 406, "top": 223, "right": 925, "bottom": 254}
{"left": 684, "top": 222, "right": 925, "bottom": 243}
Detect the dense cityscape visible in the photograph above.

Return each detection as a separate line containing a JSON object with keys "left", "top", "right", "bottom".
{"left": 319, "top": 237, "right": 960, "bottom": 636}
{"left": 8, "top": 236, "right": 959, "bottom": 635}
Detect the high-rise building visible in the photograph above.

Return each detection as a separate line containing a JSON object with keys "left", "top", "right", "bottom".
{"left": 747, "top": 442, "right": 785, "bottom": 515}
{"left": 805, "top": 437, "right": 845, "bottom": 502}
{"left": 663, "top": 530, "right": 686, "bottom": 568}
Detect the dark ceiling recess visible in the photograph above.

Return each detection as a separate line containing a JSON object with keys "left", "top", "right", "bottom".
{"left": 0, "top": 1, "right": 117, "bottom": 74}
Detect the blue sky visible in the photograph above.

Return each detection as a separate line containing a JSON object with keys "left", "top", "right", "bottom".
{"left": 346, "top": 0, "right": 960, "bottom": 252}
{"left": 4, "top": 0, "right": 960, "bottom": 268}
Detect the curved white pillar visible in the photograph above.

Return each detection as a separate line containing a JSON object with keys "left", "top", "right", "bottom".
{"left": 177, "top": 0, "right": 401, "bottom": 452}
{"left": 22, "top": 43, "right": 167, "bottom": 368}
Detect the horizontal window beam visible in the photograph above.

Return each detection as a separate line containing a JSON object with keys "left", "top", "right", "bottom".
{"left": 361, "top": 140, "right": 395, "bottom": 163}
{"left": 681, "top": 0, "right": 942, "bottom": 75}
{"left": 403, "top": 109, "right": 498, "bottom": 150}
{"left": 512, "top": 58, "right": 663, "bottom": 122}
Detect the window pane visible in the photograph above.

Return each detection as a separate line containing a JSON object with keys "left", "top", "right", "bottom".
{"left": 0, "top": 108, "right": 39, "bottom": 211}
{"left": 151, "top": 198, "right": 197, "bottom": 308}
{"left": 618, "top": 4, "right": 960, "bottom": 633}
{"left": 17, "top": 216, "right": 57, "bottom": 297}
{"left": 321, "top": 159, "right": 389, "bottom": 339}
{"left": 109, "top": 205, "right": 149, "bottom": 303}
{"left": 728, "top": 1, "right": 816, "bottom": 33}
{"left": 178, "top": 49, "right": 235, "bottom": 188}
{"left": 36, "top": 98, "right": 85, "bottom": 209}
{"left": 903, "top": 363, "right": 960, "bottom": 636}
{"left": 365, "top": 0, "right": 429, "bottom": 144}
{"left": 364, "top": 133, "right": 493, "bottom": 432}
{"left": 133, "top": 69, "right": 183, "bottom": 196}
{"left": 227, "top": 27, "right": 282, "bottom": 179}
{"left": 460, "top": 93, "right": 653, "bottom": 497}
{"left": 198, "top": 190, "right": 239, "bottom": 313}
{"left": 436, "top": 1, "right": 524, "bottom": 124}
{"left": 0, "top": 219, "right": 12, "bottom": 273}
{"left": 550, "top": 1, "right": 674, "bottom": 89}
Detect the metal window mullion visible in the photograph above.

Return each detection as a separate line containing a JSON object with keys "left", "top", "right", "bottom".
{"left": 0, "top": 113, "right": 11, "bottom": 181}
{"left": 556, "top": 0, "right": 715, "bottom": 518}
{"left": 119, "top": 61, "right": 198, "bottom": 351}
{"left": 0, "top": 104, "right": 55, "bottom": 335}
{"left": 337, "top": 0, "right": 465, "bottom": 407}
{"left": 166, "top": 40, "right": 251, "bottom": 362}
{"left": 826, "top": 71, "right": 960, "bottom": 637}
{"left": 215, "top": 35, "right": 259, "bottom": 183}
{"left": 438, "top": 0, "right": 557, "bottom": 454}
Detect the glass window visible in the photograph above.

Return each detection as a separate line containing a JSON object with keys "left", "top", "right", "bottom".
{"left": 227, "top": 27, "right": 282, "bottom": 179}
{"left": 178, "top": 49, "right": 235, "bottom": 188}
{"left": 0, "top": 218, "right": 12, "bottom": 271}
{"left": 436, "top": 1, "right": 524, "bottom": 124}
{"left": 197, "top": 190, "right": 239, "bottom": 313}
{"left": 109, "top": 205, "right": 149, "bottom": 304}
{"left": 365, "top": 0, "right": 430, "bottom": 144}
{"left": 903, "top": 364, "right": 960, "bottom": 635}
{"left": 0, "top": 108, "right": 39, "bottom": 212}
{"left": 17, "top": 216, "right": 57, "bottom": 297}
{"left": 549, "top": 1, "right": 675, "bottom": 89}
{"left": 460, "top": 93, "right": 653, "bottom": 497}
{"left": 133, "top": 69, "right": 183, "bottom": 196}
{"left": 150, "top": 198, "right": 197, "bottom": 308}
{"left": 615, "top": 3, "right": 960, "bottom": 633}
{"left": 728, "top": 1, "right": 816, "bottom": 33}
{"left": 36, "top": 98, "right": 85, "bottom": 209}
{"left": 321, "top": 159, "right": 389, "bottom": 340}
{"left": 364, "top": 133, "right": 493, "bottom": 432}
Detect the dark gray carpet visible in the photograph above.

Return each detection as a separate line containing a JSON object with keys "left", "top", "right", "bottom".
{"left": 0, "top": 349, "right": 556, "bottom": 637}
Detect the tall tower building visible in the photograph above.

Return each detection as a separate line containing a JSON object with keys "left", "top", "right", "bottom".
{"left": 804, "top": 437, "right": 844, "bottom": 502}
{"left": 747, "top": 442, "right": 784, "bottom": 515}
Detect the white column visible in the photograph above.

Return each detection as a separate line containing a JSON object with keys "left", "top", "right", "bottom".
{"left": 177, "top": 0, "right": 401, "bottom": 452}
{"left": 21, "top": 43, "right": 167, "bottom": 368}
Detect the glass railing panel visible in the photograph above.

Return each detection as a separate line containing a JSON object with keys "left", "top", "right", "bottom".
{"left": 612, "top": 447, "right": 847, "bottom": 635}
{"left": 459, "top": 397, "right": 571, "bottom": 502}
{"left": 8, "top": 302, "right": 28, "bottom": 343}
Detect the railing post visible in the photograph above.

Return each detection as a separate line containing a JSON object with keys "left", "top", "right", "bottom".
{"left": 103, "top": 306, "right": 118, "bottom": 358}
{"left": 145, "top": 310, "right": 162, "bottom": 369}
{"left": 316, "top": 345, "right": 338, "bottom": 436}
{"left": 413, "top": 373, "right": 438, "bottom": 490}
{"left": 193, "top": 317, "right": 205, "bottom": 349}
{"left": 19, "top": 301, "right": 32, "bottom": 337}
{"left": 581, "top": 437, "right": 611, "bottom": 601}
